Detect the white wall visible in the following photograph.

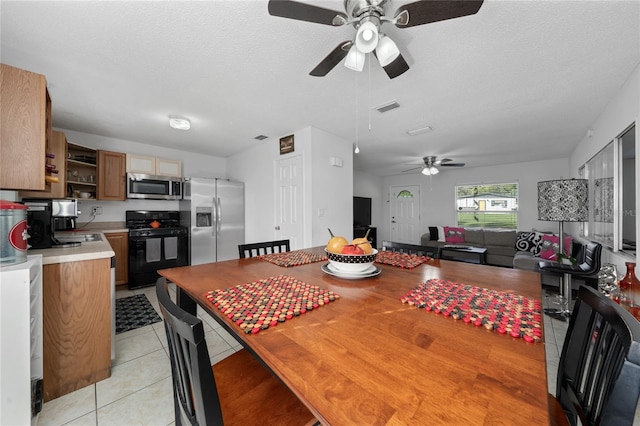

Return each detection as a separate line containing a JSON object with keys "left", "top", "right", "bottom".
{"left": 59, "top": 129, "right": 227, "bottom": 223}
{"left": 227, "top": 126, "right": 352, "bottom": 248}
{"left": 373, "top": 158, "right": 570, "bottom": 244}
{"left": 569, "top": 63, "right": 639, "bottom": 271}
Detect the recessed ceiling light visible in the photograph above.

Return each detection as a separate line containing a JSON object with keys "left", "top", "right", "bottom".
{"left": 169, "top": 116, "right": 191, "bottom": 130}
{"left": 406, "top": 126, "right": 432, "bottom": 136}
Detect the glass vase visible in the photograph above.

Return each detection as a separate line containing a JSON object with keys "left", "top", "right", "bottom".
{"left": 619, "top": 262, "right": 640, "bottom": 290}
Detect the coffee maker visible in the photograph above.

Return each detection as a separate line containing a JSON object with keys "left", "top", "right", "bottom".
{"left": 23, "top": 199, "right": 80, "bottom": 249}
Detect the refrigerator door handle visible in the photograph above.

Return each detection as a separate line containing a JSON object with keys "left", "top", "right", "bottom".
{"left": 216, "top": 197, "right": 222, "bottom": 233}
{"left": 212, "top": 197, "right": 218, "bottom": 236}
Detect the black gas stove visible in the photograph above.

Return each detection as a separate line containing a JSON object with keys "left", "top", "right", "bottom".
{"left": 126, "top": 210, "right": 189, "bottom": 289}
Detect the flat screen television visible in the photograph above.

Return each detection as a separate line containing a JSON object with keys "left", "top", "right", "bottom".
{"left": 353, "top": 196, "right": 372, "bottom": 227}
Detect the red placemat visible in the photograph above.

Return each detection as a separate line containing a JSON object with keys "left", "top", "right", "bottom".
{"left": 400, "top": 278, "right": 542, "bottom": 343}
{"left": 375, "top": 250, "right": 430, "bottom": 269}
{"left": 206, "top": 275, "right": 339, "bottom": 334}
{"left": 260, "top": 250, "right": 327, "bottom": 267}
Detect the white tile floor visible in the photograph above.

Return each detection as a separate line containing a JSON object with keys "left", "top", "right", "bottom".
{"left": 37, "top": 283, "right": 242, "bottom": 426}
{"left": 38, "top": 284, "right": 567, "bottom": 425}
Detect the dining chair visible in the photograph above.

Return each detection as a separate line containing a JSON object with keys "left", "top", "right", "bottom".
{"left": 156, "top": 278, "right": 316, "bottom": 426}
{"left": 549, "top": 285, "right": 640, "bottom": 426}
{"left": 238, "top": 239, "right": 290, "bottom": 259}
{"left": 381, "top": 240, "right": 433, "bottom": 257}
{"left": 539, "top": 241, "right": 603, "bottom": 290}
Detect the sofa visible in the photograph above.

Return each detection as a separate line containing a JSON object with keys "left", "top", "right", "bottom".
{"left": 420, "top": 226, "right": 593, "bottom": 290}
{"left": 420, "top": 227, "right": 517, "bottom": 267}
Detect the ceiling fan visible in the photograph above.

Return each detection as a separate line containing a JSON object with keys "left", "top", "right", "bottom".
{"left": 268, "top": 0, "right": 484, "bottom": 79}
{"left": 403, "top": 156, "right": 466, "bottom": 175}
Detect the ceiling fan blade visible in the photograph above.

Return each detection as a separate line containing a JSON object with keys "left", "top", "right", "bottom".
{"left": 268, "top": 0, "right": 348, "bottom": 26}
{"left": 309, "top": 41, "right": 352, "bottom": 77}
{"left": 381, "top": 52, "right": 409, "bottom": 79}
{"left": 437, "top": 158, "right": 453, "bottom": 164}
{"left": 402, "top": 166, "right": 424, "bottom": 173}
{"left": 394, "top": 0, "right": 484, "bottom": 28}
{"left": 440, "top": 162, "right": 466, "bottom": 167}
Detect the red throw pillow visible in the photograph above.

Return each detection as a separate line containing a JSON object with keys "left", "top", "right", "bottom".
{"left": 444, "top": 226, "right": 465, "bottom": 244}
{"left": 539, "top": 234, "right": 572, "bottom": 260}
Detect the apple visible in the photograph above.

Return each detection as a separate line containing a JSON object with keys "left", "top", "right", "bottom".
{"left": 341, "top": 244, "right": 364, "bottom": 255}
{"left": 326, "top": 228, "right": 348, "bottom": 253}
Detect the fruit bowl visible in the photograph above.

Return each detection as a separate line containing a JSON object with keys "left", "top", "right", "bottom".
{"left": 325, "top": 248, "right": 378, "bottom": 273}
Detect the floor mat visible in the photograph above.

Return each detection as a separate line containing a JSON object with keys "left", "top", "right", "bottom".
{"left": 116, "top": 294, "right": 162, "bottom": 334}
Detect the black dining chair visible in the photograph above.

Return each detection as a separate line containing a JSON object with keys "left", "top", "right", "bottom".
{"left": 549, "top": 285, "right": 640, "bottom": 426}
{"left": 156, "top": 278, "right": 316, "bottom": 426}
{"left": 238, "top": 239, "right": 290, "bottom": 259}
{"left": 539, "top": 241, "right": 603, "bottom": 290}
{"left": 381, "top": 240, "right": 433, "bottom": 257}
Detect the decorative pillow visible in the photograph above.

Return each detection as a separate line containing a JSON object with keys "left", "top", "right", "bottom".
{"left": 444, "top": 226, "right": 465, "bottom": 244}
{"left": 515, "top": 232, "right": 543, "bottom": 254}
{"left": 539, "top": 235, "right": 572, "bottom": 260}
{"left": 437, "top": 226, "right": 446, "bottom": 242}
{"left": 428, "top": 226, "right": 438, "bottom": 241}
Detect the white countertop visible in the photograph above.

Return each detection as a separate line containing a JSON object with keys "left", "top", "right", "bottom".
{"left": 28, "top": 230, "right": 115, "bottom": 265}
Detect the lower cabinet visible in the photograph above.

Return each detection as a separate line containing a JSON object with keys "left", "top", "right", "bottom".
{"left": 105, "top": 232, "right": 128, "bottom": 285}
{"left": 42, "top": 258, "right": 111, "bottom": 401}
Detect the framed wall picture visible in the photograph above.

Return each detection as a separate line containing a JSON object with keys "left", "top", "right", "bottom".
{"left": 279, "top": 135, "right": 294, "bottom": 155}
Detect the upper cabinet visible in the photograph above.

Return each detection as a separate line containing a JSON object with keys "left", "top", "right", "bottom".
{"left": 0, "top": 64, "right": 52, "bottom": 190}
{"left": 97, "top": 150, "right": 125, "bottom": 201}
{"left": 126, "top": 154, "right": 181, "bottom": 177}
{"left": 66, "top": 143, "right": 97, "bottom": 199}
{"left": 19, "top": 130, "right": 67, "bottom": 199}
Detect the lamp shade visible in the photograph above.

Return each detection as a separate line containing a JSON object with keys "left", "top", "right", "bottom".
{"left": 355, "top": 21, "right": 378, "bottom": 53}
{"left": 375, "top": 35, "right": 400, "bottom": 67}
{"left": 344, "top": 45, "right": 365, "bottom": 71}
{"left": 537, "top": 179, "right": 588, "bottom": 222}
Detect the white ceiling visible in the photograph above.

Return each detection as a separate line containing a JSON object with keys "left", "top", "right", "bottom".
{"left": 2, "top": 0, "right": 639, "bottom": 176}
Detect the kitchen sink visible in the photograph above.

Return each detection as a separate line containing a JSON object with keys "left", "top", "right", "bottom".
{"left": 56, "top": 233, "right": 102, "bottom": 242}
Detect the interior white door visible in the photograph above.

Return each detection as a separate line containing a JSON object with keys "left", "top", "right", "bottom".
{"left": 275, "top": 155, "right": 303, "bottom": 249}
{"left": 390, "top": 185, "right": 421, "bottom": 244}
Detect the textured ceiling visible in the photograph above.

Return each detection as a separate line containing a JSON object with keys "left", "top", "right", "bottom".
{"left": 1, "top": 0, "right": 639, "bottom": 176}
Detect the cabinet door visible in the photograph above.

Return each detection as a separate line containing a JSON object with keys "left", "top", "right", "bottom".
{"left": 126, "top": 154, "right": 155, "bottom": 174}
{"left": 155, "top": 158, "right": 182, "bottom": 177}
{"left": 19, "top": 131, "right": 67, "bottom": 199}
{"left": 105, "top": 232, "right": 128, "bottom": 285}
{"left": 0, "top": 64, "right": 50, "bottom": 190}
{"left": 98, "top": 150, "right": 125, "bottom": 200}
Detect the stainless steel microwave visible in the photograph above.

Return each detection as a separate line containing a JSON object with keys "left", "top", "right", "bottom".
{"left": 126, "top": 173, "right": 183, "bottom": 200}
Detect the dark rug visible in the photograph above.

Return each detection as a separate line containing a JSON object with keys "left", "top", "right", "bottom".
{"left": 116, "top": 294, "right": 162, "bottom": 334}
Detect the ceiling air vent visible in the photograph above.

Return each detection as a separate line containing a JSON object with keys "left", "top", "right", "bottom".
{"left": 254, "top": 135, "right": 268, "bottom": 140}
{"left": 375, "top": 100, "right": 400, "bottom": 113}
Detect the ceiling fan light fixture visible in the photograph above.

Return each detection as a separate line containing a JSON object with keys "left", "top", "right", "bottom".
{"left": 355, "top": 19, "right": 379, "bottom": 53}
{"left": 421, "top": 166, "right": 430, "bottom": 176}
{"left": 430, "top": 166, "right": 439, "bottom": 175}
{"left": 376, "top": 35, "right": 400, "bottom": 67}
{"left": 344, "top": 45, "right": 365, "bottom": 71}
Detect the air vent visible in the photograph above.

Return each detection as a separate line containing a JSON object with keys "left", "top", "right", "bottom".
{"left": 254, "top": 135, "right": 268, "bottom": 140}
{"left": 374, "top": 100, "right": 400, "bottom": 113}
{"left": 406, "top": 126, "right": 433, "bottom": 136}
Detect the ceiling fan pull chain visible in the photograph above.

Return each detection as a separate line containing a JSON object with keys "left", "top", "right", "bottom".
{"left": 355, "top": 65, "right": 360, "bottom": 154}
{"left": 368, "top": 52, "right": 372, "bottom": 132}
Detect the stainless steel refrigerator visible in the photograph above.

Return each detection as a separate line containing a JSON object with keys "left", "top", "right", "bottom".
{"left": 180, "top": 177, "right": 244, "bottom": 265}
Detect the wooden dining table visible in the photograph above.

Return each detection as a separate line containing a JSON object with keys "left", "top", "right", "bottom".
{"left": 159, "top": 247, "right": 551, "bottom": 425}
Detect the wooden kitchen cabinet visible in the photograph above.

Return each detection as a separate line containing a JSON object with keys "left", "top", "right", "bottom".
{"left": 105, "top": 232, "right": 128, "bottom": 285}
{"left": 19, "top": 130, "right": 67, "bottom": 199}
{"left": 97, "top": 150, "right": 126, "bottom": 200}
{"left": 42, "top": 258, "right": 111, "bottom": 401}
{"left": 126, "top": 153, "right": 181, "bottom": 177}
{"left": 0, "top": 64, "right": 52, "bottom": 190}
{"left": 66, "top": 143, "right": 97, "bottom": 199}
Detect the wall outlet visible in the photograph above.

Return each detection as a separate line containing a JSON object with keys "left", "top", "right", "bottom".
{"left": 91, "top": 206, "right": 102, "bottom": 215}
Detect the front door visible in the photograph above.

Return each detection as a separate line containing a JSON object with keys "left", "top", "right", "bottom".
{"left": 390, "top": 185, "right": 421, "bottom": 244}
{"left": 275, "top": 155, "right": 303, "bottom": 249}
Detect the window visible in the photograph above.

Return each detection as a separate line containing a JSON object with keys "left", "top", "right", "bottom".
{"left": 455, "top": 183, "right": 518, "bottom": 229}
{"left": 581, "top": 122, "right": 636, "bottom": 256}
